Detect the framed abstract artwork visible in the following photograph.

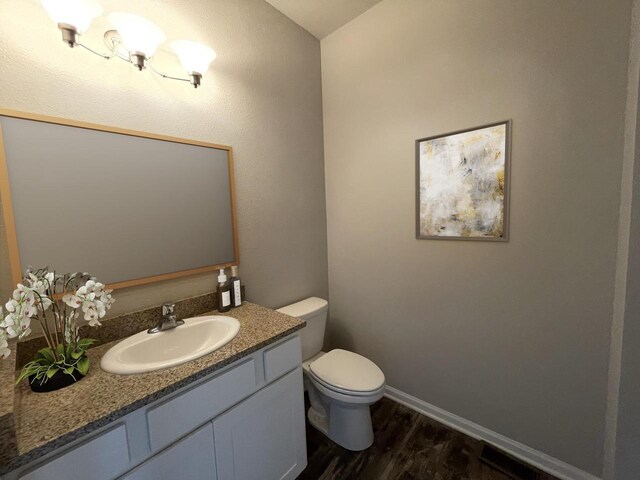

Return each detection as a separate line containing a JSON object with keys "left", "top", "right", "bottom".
{"left": 415, "top": 120, "right": 511, "bottom": 241}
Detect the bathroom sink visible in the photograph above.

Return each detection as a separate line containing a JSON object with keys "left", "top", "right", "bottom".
{"left": 100, "top": 315, "right": 240, "bottom": 375}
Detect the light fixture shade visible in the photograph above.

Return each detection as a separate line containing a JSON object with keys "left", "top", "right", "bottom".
{"left": 171, "top": 40, "right": 217, "bottom": 75}
{"left": 41, "top": 0, "right": 103, "bottom": 33}
{"left": 108, "top": 12, "right": 166, "bottom": 58}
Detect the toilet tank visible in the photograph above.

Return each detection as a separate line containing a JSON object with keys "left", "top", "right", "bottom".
{"left": 276, "top": 297, "right": 328, "bottom": 360}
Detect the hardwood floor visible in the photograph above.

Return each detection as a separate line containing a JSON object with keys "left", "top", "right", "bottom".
{"left": 297, "top": 396, "right": 558, "bottom": 480}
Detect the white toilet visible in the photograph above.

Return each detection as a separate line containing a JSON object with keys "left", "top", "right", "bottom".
{"left": 277, "top": 297, "right": 385, "bottom": 451}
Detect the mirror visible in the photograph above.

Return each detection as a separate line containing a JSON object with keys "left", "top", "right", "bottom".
{"left": 0, "top": 110, "right": 238, "bottom": 290}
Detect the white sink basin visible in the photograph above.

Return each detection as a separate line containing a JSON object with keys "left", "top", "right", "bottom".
{"left": 100, "top": 315, "right": 240, "bottom": 375}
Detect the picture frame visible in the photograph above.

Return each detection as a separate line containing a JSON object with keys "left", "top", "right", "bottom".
{"left": 415, "top": 120, "right": 511, "bottom": 242}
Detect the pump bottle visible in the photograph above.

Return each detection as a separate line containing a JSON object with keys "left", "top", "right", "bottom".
{"left": 229, "top": 266, "right": 242, "bottom": 307}
{"left": 216, "top": 268, "right": 231, "bottom": 313}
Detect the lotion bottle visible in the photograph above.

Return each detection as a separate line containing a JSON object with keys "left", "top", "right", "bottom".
{"left": 216, "top": 268, "right": 231, "bottom": 313}
{"left": 229, "top": 266, "right": 242, "bottom": 308}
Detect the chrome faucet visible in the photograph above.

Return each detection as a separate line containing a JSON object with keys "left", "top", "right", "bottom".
{"left": 148, "top": 303, "right": 185, "bottom": 334}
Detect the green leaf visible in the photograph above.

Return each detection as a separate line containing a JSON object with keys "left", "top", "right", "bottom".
{"left": 71, "top": 349, "right": 84, "bottom": 360}
{"left": 64, "top": 366, "right": 75, "bottom": 375}
{"left": 16, "top": 363, "right": 39, "bottom": 385}
{"left": 46, "top": 366, "right": 58, "bottom": 379}
{"left": 77, "top": 338, "right": 96, "bottom": 349}
{"left": 76, "top": 357, "right": 90, "bottom": 376}
{"left": 35, "top": 347, "right": 55, "bottom": 363}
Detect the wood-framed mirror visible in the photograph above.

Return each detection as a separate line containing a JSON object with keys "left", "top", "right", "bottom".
{"left": 0, "top": 109, "right": 239, "bottom": 290}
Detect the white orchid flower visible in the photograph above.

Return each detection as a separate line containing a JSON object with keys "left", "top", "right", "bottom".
{"left": 23, "top": 304, "right": 37, "bottom": 318}
{"left": 1, "top": 313, "right": 15, "bottom": 328}
{"left": 39, "top": 296, "right": 52, "bottom": 311}
{"left": 0, "top": 332, "right": 9, "bottom": 359}
{"left": 62, "top": 294, "right": 82, "bottom": 308}
{"left": 95, "top": 300, "right": 106, "bottom": 317}
{"left": 13, "top": 284, "right": 31, "bottom": 300}
{"left": 17, "top": 317, "right": 31, "bottom": 339}
{"left": 0, "top": 307, "right": 7, "bottom": 360}
{"left": 2, "top": 303, "right": 27, "bottom": 339}
{"left": 5, "top": 299, "right": 17, "bottom": 313}
{"left": 83, "top": 305, "right": 100, "bottom": 325}
{"left": 24, "top": 273, "right": 54, "bottom": 311}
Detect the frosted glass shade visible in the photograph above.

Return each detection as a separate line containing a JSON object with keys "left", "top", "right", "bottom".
{"left": 171, "top": 40, "right": 216, "bottom": 75}
{"left": 108, "top": 12, "right": 166, "bottom": 58}
{"left": 41, "top": 0, "right": 103, "bottom": 33}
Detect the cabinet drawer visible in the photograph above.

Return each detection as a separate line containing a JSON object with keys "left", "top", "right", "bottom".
{"left": 263, "top": 335, "right": 301, "bottom": 383}
{"left": 122, "top": 423, "right": 216, "bottom": 480}
{"left": 20, "top": 424, "right": 130, "bottom": 480}
{"left": 147, "top": 359, "right": 256, "bottom": 451}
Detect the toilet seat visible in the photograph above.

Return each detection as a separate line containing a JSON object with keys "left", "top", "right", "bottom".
{"left": 309, "top": 349, "right": 385, "bottom": 395}
{"left": 308, "top": 373, "right": 386, "bottom": 406}
{"left": 309, "top": 371, "right": 385, "bottom": 398}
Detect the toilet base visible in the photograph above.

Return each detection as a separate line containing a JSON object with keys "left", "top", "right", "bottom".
{"left": 332, "top": 403, "right": 374, "bottom": 451}
{"left": 307, "top": 405, "right": 329, "bottom": 436}
{"left": 306, "top": 381, "right": 378, "bottom": 451}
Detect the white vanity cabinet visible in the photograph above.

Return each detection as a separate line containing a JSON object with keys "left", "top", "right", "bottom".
{"left": 214, "top": 368, "right": 306, "bottom": 480}
{"left": 122, "top": 423, "right": 217, "bottom": 480}
{"left": 10, "top": 334, "right": 306, "bottom": 480}
{"left": 17, "top": 424, "right": 131, "bottom": 480}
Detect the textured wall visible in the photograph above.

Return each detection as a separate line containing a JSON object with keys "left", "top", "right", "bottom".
{"left": 321, "top": 0, "right": 632, "bottom": 475}
{"left": 613, "top": 83, "right": 640, "bottom": 479}
{"left": 0, "top": 0, "right": 327, "bottom": 318}
{"left": 605, "top": 1, "right": 640, "bottom": 478}
{"left": 612, "top": 17, "right": 640, "bottom": 475}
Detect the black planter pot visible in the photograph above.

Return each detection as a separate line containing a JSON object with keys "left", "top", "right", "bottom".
{"left": 29, "top": 370, "right": 85, "bottom": 393}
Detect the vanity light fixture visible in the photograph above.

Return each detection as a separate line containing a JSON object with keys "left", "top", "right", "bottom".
{"left": 107, "top": 13, "right": 166, "bottom": 71}
{"left": 40, "top": 0, "right": 216, "bottom": 88}
{"left": 41, "top": 0, "right": 103, "bottom": 46}
{"left": 170, "top": 40, "right": 217, "bottom": 88}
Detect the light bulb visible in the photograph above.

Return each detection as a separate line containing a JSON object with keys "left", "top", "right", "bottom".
{"left": 108, "top": 13, "right": 166, "bottom": 58}
{"left": 170, "top": 40, "right": 217, "bottom": 75}
{"left": 41, "top": 0, "right": 103, "bottom": 33}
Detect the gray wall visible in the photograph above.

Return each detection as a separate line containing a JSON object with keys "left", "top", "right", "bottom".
{"left": 321, "top": 0, "right": 632, "bottom": 475}
{"left": 0, "top": 0, "right": 328, "bottom": 316}
{"left": 613, "top": 63, "right": 640, "bottom": 480}
{"left": 605, "top": 1, "right": 640, "bottom": 477}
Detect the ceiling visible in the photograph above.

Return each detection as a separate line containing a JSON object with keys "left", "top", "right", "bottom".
{"left": 264, "top": 0, "right": 384, "bottom": 39}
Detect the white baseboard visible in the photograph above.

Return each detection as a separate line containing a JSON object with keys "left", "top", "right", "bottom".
{"left": 384, "top": 386, "right": 601, "bottom": 480}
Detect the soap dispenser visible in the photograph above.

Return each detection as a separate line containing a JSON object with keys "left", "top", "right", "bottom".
{"left": 216, "top": 268, "right": 231, "bottom": 313}
{"left": 229, "top": 265, "right": 242, "bottom": 308}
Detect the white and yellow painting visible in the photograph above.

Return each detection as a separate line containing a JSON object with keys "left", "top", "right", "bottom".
{"left": 417, "top": 122, "right": 508, "bottom": 239}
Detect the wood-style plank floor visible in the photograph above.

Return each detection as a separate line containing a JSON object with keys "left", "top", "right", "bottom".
{"left": 297, "top": 396, "right": 558, "bottom": 480}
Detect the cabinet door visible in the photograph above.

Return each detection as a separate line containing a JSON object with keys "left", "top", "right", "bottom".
{"left": 213, "top": 367, "right": 306, "bottom": 480}
{"left": 121, "top": 423, "right": 216, "bottom": 480}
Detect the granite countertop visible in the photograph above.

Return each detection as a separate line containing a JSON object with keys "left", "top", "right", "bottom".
{"left": 0, "top": 302, "right": 304, "bottom": 474}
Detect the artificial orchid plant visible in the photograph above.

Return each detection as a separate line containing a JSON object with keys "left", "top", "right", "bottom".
{"left": 0, "top": 268, "right": 115, "bottom": 386}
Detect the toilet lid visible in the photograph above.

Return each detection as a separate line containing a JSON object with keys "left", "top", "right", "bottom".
{"left": 309, "top": 349, "right": 385, "bottom": 393}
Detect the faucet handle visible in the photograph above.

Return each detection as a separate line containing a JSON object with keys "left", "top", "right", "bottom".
{"left": 162, "top": 303, "right": 175, "bottom": 316}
